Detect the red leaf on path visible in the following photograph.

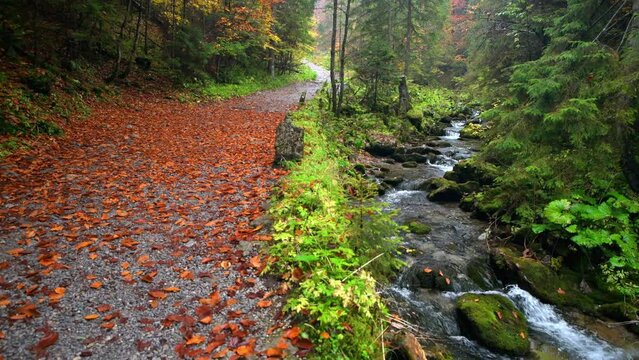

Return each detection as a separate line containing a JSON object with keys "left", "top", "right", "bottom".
{"left": 250, "top": 255, "right": 261, "bottom": 269}
{"left": 283, "top": 327, "right": 300, "bottom": 339}
{"left": 149, "top": 290, "right": 167, "bottom": 300}
{"left": 180, "top": 270, "right": 195, "bottom": 280}
{"left": 186, "top": 334, "right": 206, "bottom": 345}
{"left": 235, "top": 345, "right": 252, "bottom": 356}
{"left": 33, "top": 326, "right": 58, "bottom": 358}
{"left": 97, "top": 304, "right": 112, "bottom": 313}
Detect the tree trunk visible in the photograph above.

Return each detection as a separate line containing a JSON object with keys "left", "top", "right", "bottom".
{"left": 399, "top": 75, "right": 411, "bottom": 115}
{"left": 336, "top": 0, "right": 352, "bottom": 116}
{"left": 330, "top": 0, "right": 339, "bottom": 113}
{"left": 123, "top": 6, "right": 143, "bottom": 78}
{"left": 144, "top": 0, "right": 150, "bottom": 55}
{"left": 404, "top": 0, "right": 413, "bottom": 77}
{"left": 107, "top": 0, "right": 133, "bottom": 82}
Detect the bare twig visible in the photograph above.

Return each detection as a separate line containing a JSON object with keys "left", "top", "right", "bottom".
{"left": 342, "top": 252, "right": 385, "bottom": 281}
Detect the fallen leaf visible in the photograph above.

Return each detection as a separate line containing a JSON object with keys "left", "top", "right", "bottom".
{"left": 75, "top": 241, "right": 93, "bottom": 250}
{"left": 284, "top": 327, "right": 300, "bottom": 339}
{"left": 186, "top": 334, "right": 206, "bottom": 345}
{"left": 557, "top": 288, "right": 566, "bottom": 295}
{"left": 90, "top": 281, "right": 103, "bottom": 289}
{"left": 84, "top": 314, "right": 100, "bottom": 320}
{"left": 496, "top": 311, "right": 503, "bottom": 320}
{"left": 257, "top": 300, "right": 272, "bottom": 308}
{"left": 320, "top": 331, "right": 330, "bottom": 339}
{"left": 423, "top": 267, "right": 432, "bottom": 273}
{"left": 149, "top": 290, "right": 167, "bottom": 300}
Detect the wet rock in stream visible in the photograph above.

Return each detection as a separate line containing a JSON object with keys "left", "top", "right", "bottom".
{"left": 456, "top": 293, "right": 530, "bottom": 356}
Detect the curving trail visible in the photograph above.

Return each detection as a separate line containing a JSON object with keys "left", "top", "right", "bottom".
{"left": 0, "top": 68, "right": 327, "bottom": 359}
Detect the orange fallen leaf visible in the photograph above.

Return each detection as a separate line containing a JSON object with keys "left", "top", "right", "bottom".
{"left": 90, "top": 281, "right": 103, "bottom": 289}
{"left": 101, "top": 322, "right": 115, "bottom": 330}
{"left": 97, "top": 304, "right": 111, "bottom": 313}
{"left": 320, "top": 331, "right": 330, "bottom": 339}
{"left": 519, "top": 331, "right": 527, "bottom": 339}
{"left": 250, "top": 255, "right": 261, "bottom": 269}
{"left": 164, "top": 287, "right": 180, "bottom": 293}
{"left": 423, "top": 267, "right": 432, "bottom": 273}
{"left": 496, "top": 311, "right": 503, "bottom": 320}
{"left": 445, "top": 277, "right": 451, "bottom": 285}
{"left": 180, "top": 270, "right": 195, "bottom": 280}
{"left": 116, "top": 210, "right": 128, "bottom": 217}
{"left": 199, "top": 316, "right": 212, "bottom": 324}
{"left": 257, "top": 300, "right": 272, "bottom": 308}
{"left": 149, "top": 290, "right": 167, "bottom": 300}
{"left": 75, "top": 241, "right": 93, "bottom": 250}
{"left": 186, "top": 334, "right": 206, "bottom": 345}
{"left": 84, "top": 314, "right": 100, "bottom": 320}
{"left": 557, "top": 288, "right": 566, "bottom": 295}
{"left": 236, "top": 345, "right": 252, "bottom": 356}
{"left": 284, "top": 327, "right": 300, "bottom": 339}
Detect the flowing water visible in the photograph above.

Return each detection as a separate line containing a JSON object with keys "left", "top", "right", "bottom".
{"left": 372, "top": 114, "right": 639, "bottom": 359}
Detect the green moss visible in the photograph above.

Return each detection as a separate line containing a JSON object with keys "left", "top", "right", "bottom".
{"left": 406, "top": 108, "right": 423, "bottom": 121}
{"left": 456, "top": 293, "right": 530, "bottom": 356}
{"left": 407, "top": 220, "right": 431, "bottom": 235}
{"left": 491, "top": 248, "right": 598, "bottom": 314}
{"left": 460, "top": 123, "right": 483, "bottom": 139}
{"left": 444, "top": 158, "right": 499, "bottom": 186}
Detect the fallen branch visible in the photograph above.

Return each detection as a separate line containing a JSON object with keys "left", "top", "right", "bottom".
{"left": 342, "top": 252, "right": 385, "bottom": 282}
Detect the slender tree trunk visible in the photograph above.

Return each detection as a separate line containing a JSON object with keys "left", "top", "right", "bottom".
{"left": 629, "top": 0, "right": 639, "bottom": 52}
{"left": 336, "top": 0, "right": 352, "bottom": 116}
{"left": 404, "top": 0, "right": 413, "bottom": 77}
{"left": 107, "top": 0, "right": 133, "bottom": 82}
{"left": 330, "top": 0, "right": 339, "bottom": 113}
{"left": 123, "top": 7, "right": 143, "bottom": 78}
{"left": 144, "top": 0, "right": 150, "bottom": 55}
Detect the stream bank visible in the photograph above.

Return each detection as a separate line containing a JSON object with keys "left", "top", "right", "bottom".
{"left": 357, "top": 112, "right": 639, "bottom": 359}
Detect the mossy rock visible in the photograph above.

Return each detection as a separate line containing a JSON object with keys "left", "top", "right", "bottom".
{"left": 402, "top": 161, "right": 418, "bottom": 168}
{"left": 406, "top": 220, "right": 431, "bottom": 235}
{"left": 456, "top": 293, "right": 530, "bottom": 356}
{"left": 406, "top": 108, "right": 424, "bottom": 121}
{"left": 460, "top": 123, "right": 483, "bottom": 139}
{"left": 490, "top": 248, "right": 597, "bottom": 314}
{"left": 444, "top": 158, "right": 499, "bottom": 186}
{"left": 420, "top": 178, "right": 463, "bottom": 202}
{"left": 597, "top": 302, "right": 639, "bottom": 334}
{"left": 419, "top": 178, "right": 478, "bottom": 203}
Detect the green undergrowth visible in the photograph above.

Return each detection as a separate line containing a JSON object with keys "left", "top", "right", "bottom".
{"left": 199, "top": 65, "right": 317, "bottom": 100}
{"left": 267, "top": 98, "right": 403, "bottom": 358}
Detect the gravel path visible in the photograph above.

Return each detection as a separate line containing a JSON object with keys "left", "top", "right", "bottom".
{"left": 0, "top": 70, "right": 327, "bottom": 359}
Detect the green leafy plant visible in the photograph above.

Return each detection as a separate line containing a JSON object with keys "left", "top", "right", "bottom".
{"left": 534, "top": 193, "right": 639, "bottom": 296}
{"left": 268, "top": 96, "right": 402, "bottom": 358}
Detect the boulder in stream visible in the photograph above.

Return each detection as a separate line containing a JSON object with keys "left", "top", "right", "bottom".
{"left": 490, "top": 247, "right": 597, "bottom": 314}
{"left": 456, "top": 293, "right": 530, "bottom": 356}
{"left": 419, "top": 178, "right": 479, "bottom": 202}
{"left": 444, "top": 158, "right": 499, "bottom": 186}
{"left": 459, "top": 123, "right": 483, "bottom": 139}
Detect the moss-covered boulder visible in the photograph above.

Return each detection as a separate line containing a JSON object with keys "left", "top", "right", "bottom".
{"left": 444, "top": 158, "right": 499, "bottom": 186}
{"left": 420, "top": 178, "right": 463, "bottom": 202}
{"left": 460, "top": 123, "right": 483, "bottom": 139}
{"left": 456, "top": 294, "right": 530, "bottom": 356}
{"left": 419, "top": 178, "right": 479, "bottom": 203}
{"left": 406, "top": 220, "right": 431, "bottom": 235}
{"left": 490, "top": 248, "right": 597, "bottom": 314}
{"left": 459, "top": 191, "right": 504, "bottom": 219}
{"left": 597, "top": 302, "right": 639, "bottom": 334}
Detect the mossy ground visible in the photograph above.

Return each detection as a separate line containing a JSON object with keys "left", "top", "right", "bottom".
{"left": 456, "top": 293, "right": 530, "bottom": 356}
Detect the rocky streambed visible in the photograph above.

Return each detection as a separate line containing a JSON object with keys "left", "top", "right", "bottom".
{"left": 358, "top": 113, "right": 639, "bottom": 359}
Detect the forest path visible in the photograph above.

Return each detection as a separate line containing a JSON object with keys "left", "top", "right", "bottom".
{"left": 0, "top": 68, "right": 328, "bottom": 359}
